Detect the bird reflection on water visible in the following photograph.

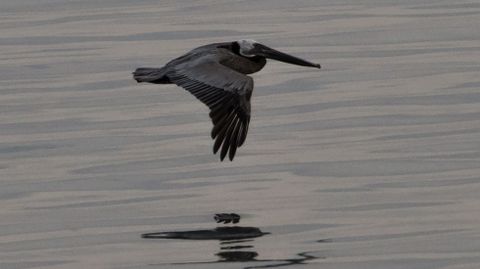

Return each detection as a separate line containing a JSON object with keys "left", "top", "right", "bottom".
{"left": 142, "top": 226, "right": 267, "bottom": 240}
{"left": 142, "top": 226, "right": 323, "bottom": 268}
{"left": 216, "top": 249, "right": 319, "bottom": 269}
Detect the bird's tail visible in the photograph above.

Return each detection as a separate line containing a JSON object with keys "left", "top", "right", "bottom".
{"left": 132, "top": 67, "right": 170, "bottom": 84}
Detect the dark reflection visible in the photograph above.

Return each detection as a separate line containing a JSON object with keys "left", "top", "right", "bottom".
{"left": 221, "top": 245, "right": 254, "bottom": 250}
{"left": 221, "top": 239, "right": 254, "bottom": 245}
{"left": 143, "top": 227, "right": 324, "bottom": 268}
{"left": 215, "top": 213, "right": 241, "bottom": 224}
{"left": 217, "top": 251, "right": 258, "bottom": 262}
{"left": 164, "top": 251, "right": 322, "bottom": 268}
{"left": 216, "top": 250, "right": 319, "bottom": 267}
{"left": 243, "top": 252, "right": 318, "bottom": 269}
{"left": 142, "top": 226, "right": 268, "bottom": 240}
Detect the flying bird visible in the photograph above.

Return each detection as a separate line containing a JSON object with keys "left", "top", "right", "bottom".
{"left": 133, "top": 39, "right": 320, "bottom": 161}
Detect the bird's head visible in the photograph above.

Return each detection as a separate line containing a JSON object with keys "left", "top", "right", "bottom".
{"left": 235, "top": 39, "right": 321, "bottom": 69}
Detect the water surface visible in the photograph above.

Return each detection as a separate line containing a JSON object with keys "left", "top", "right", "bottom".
{"left": 1, "top": 0, "right": 480, "bottom": 268}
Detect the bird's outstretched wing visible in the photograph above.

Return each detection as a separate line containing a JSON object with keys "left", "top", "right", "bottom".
{"left": 166, "top": 52, "right": 253, "bottom": 161}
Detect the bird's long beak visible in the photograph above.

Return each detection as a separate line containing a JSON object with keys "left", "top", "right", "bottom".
{"left": 255, "top": 44, "right": 321, "bottom": 69}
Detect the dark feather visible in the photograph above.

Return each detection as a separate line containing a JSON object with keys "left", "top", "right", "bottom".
{"left": 213, "top": 113, "right": 237, "bottom": 154}
{"left": 211, "top": 107, "right": 235, "bottom": 139}
{"left": 229, "top": 120, "right": 241, "bottom": 161}
{"left": 162, "top": 53, "right": 253, "bottom": 161}
{"left": 220, "top": 117, "right": 238, "bottom": 161}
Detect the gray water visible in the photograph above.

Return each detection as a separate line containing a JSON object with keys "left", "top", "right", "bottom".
{"left": 1, "top": 0, "right": 480, "bottom": 268}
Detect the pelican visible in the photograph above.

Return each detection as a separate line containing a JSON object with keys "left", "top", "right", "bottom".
{"left": 133, "top": 39, "right": 320, "bottom": 161}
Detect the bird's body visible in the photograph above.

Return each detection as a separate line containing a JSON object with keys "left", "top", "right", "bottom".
{"left": 133, "top": 40, "right": 320, "bottom": 161}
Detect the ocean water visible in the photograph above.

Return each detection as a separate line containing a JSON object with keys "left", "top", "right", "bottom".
{"left": 1, "top": 0, "right": 480, "bottom": 268}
